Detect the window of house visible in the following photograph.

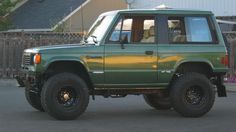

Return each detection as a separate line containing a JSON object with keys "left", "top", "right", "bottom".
{"left": 168, "top": 16, "right": 217, "bottom": 44}
{"left": 108, "top": 16, "right": 156, "bottom": 44}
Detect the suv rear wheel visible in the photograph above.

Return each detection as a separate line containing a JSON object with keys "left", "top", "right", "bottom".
{"left": 143, "top": 93, "right": 172, "bottom": 110}
{"left": 41, "top": 72, "right": 89, "bottom": 120}
{"left": 170, "top": 72, "right": 215, "bottom": 117}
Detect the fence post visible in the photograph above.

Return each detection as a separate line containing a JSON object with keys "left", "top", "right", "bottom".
{"left": 2, "top": 35, "right": 7, "bottom": 78}
{"left": 0, "top": 38, "right": 3, "bottom": 78}
{"left": 232, "top": 40, "right": 236, "bottom": 76}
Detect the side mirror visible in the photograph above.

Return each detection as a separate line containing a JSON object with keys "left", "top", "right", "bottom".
{"left": 120, "top": 34, "right": 128, "bottom": 49}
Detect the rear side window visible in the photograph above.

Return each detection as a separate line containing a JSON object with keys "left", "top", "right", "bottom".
{"left": 168, "top": 16, "right": 217, "bottom": 44}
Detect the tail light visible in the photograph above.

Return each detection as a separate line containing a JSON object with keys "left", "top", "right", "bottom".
{"left": 221, "top": 54, "right": 229, "bottom": 67}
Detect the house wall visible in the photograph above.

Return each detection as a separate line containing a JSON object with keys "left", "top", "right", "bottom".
{"left": 130, "top": 0, "right": 236, "bottom": 17}
{"left": 64, "top": 0, "right": 127, "bottom": 32}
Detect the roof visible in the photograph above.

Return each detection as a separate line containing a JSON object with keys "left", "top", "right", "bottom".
{"left": 101, "top": 9, "right": 213, "bottom": 16}
{"left": 10, "top": 0, "right": 86, "bottom": 30}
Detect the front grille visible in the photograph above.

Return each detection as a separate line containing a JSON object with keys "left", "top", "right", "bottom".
{"left": 22, "top": 53, "right": 34, "bottom": 66}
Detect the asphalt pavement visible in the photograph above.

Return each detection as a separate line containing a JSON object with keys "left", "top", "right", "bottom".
{"left": 0, "top": 79, "right": 236, "bottom": 132}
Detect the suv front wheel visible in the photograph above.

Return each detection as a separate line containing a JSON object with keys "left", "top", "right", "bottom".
{"left": 41, "top": 72, "right": 89, "bottom": 120}
{"left": 170, "top": 72, "right": 215, "bottom": 117}
{"left": 25, "top": 89, "right": 44, "bottom": 112}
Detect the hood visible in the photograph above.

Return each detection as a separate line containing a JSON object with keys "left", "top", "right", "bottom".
{"left": 24, "top": 43, "right": 94, "bottom": 54}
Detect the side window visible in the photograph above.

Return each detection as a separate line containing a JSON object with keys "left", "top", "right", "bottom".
{"left": 168, "top": 16, "right": 217, "bottom": 44}
{"left": 109, "top": 19, "right": 122, "bottom": 42}
{"left": 168, "top": 17, "right": 186, "bottom": 43}
{"left": 108, "top": 16, "right": 156, "bottom": 44}
{"left": 185, "top": 17, "right": 212, "bottom": 42}
{"left": 121, "top": 19, "right": 133, "bottom": 43}
{"left": 109, "top": 18, "right": 132, "bottom": 43}
{"left": 141, "top": 19, "right": 155, "bottom": 43}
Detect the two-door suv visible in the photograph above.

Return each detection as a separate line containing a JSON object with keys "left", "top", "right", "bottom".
{"left": 16, "top": 8, "right": 229, "bottom": 120}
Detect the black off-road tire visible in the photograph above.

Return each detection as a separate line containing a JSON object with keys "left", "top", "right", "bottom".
{"left": 143, "top": 94, "right": 172, "bottom": 110}
{"left": 170, "top": 72, "right": 215, "bottom": 117}
{"left": 41, "top": 72, "right": 89, "bottom": 120}
{"left": 25, "top": 89, "right": 44, "bottom": 112}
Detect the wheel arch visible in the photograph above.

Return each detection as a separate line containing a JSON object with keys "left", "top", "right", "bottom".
{"left": 173, "top": 60, "right": 214, "bottom": 76}
{"left": 43, "top": 60, "right": 93, "bottom": 91}
{"left": 44, "top": 57, "right": 89, "bottom": 72}
{"left": 169, "top": 60, "right": 214, "bottom": 86}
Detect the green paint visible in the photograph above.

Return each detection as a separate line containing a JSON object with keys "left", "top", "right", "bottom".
{"left": 21, "top": 9, "right": 228, "bottom": 89}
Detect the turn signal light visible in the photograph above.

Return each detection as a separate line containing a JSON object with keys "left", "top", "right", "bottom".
{"left": 34, "top": 54, "right": 41, "bottom": 64}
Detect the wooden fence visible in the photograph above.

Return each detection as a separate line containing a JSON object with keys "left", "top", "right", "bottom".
{"left": 0, "top": 31, "right": 235, "bottom": 79}
{"left": 0, "top": 32, "right": 82, "bottom": 78}
{"left": 224, "top": 32, "right": 236, "bottom": 80}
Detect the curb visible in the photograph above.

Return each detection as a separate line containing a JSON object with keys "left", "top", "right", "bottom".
{"left": 0, "top": 79, "right": 18, "bottom": 87}
{"left": 225, "top": 83, "right": 236, "bottom": 92}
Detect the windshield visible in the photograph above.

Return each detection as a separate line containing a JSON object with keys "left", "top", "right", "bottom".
{"left": 85, "top": 15, "right": 115, "bottom": 43}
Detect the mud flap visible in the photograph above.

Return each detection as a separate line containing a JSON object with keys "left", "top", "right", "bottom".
{"left": 216, "top": 75, "right": 227, "bottom": 97}
{"left": 217, "top": 85, "right": 227, "bottom": 97}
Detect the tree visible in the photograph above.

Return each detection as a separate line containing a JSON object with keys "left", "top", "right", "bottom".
{"left": 0, "top": 0, "right": 18, "bottom": 31}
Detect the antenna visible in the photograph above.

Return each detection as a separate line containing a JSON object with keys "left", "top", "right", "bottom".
{"left": 69, "top": 7, "right": 72, "bottom": 32}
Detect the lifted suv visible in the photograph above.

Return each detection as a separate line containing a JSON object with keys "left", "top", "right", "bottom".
{"left": 16, "top": 9, "right": 228, "bottom": 120}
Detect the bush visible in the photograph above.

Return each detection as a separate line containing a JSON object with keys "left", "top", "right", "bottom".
{"left": 0, "top": 16, "right": 13, "bottom": 31}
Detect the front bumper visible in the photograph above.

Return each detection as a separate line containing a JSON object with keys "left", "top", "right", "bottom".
{"left": 15, "top": 70, "right": 42, "bottom": 94}
{"left": 15, "top": 69, "right": 39, "bottom": 89}
{"left": 15, "top": 72, "right": 36, "bottom": 87}
{"left": 15, "top": 75, "right": 25, "bottom": 87}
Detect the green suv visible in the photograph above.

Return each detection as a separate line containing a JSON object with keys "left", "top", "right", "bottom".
{"left": 16, "top": 9, "right": 229, "bottom": 120}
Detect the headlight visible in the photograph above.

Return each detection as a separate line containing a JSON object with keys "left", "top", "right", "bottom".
{"left": 33, "top": 54, "right": 41, "bottom": 64}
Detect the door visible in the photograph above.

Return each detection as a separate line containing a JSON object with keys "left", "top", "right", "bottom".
{"left": 104, "top": 15, "right": 158, "bottom": 87}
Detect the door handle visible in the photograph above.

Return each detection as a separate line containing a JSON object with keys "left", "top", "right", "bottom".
{"left": 145, "top": 50, "right": 153, "bottom": 55}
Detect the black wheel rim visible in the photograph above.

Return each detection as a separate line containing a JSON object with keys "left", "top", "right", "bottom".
{"left": 57, "top": 86, "right": 79, "bottom": 108}
{"left": 185, "top": 85, "right": 205, "bottom": 105}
